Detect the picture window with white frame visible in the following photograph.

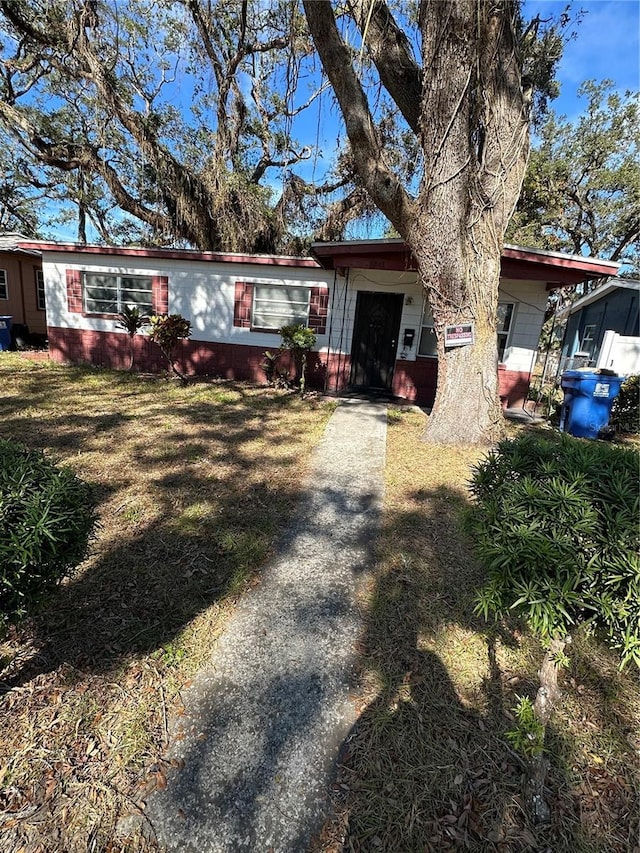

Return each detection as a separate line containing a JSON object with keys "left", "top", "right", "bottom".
{"left": 83, "top": 272, "right": 153, "bottom": 315}
{"left": 0, "top": 270, "right": 7, "bottom": 300}
{"left": 417, "top": 305, "right": 437, "bottom": 357}
{"left": 497, "top": 302, "right": 515, "bottom": 361}
{"left": 251, "top": 284, "right": 310, "bottom": 331}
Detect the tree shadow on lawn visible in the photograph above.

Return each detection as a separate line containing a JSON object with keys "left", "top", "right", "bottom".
{"left": 317, "top": 484, "right": 626, "bottom": 853}
{"left": 143, "top": 470, "right": 383, "bottom": 852}
{"left": 0, "top": 383, "right": 328, "bottom": 691}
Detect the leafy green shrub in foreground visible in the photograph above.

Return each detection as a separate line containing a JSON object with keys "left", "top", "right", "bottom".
{"left": 468, "top": 431, "right": 640, "bottom": 669}
{"left": 0, "top": 439, "right": 96, "bottom": 632}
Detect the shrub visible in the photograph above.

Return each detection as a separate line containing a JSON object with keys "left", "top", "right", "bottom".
{"left": 148, "top": 313, "right": 192, "bottom": 382}
{"left": 0, "top": 440, "right": 96, "bottom": 633}
{"left": 468, "top": 431, "right": 640, "bottom": 669}
{"left": 116, "top": 306, "right": 149, "bottom": 370}
{"left": 279, "top": 324, "right": 316, "bottom": 396}
{"left": 610, "top": 374, "right": 639, "bottom": 434}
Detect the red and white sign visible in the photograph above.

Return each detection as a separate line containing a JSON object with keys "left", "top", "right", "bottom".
{"left": 444, "top": 323, "right": 474, "bottom": 347}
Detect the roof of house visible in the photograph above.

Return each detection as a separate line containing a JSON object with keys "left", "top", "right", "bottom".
{"left": 0, "top": 232, "right": 41, "bottom": 255}
{"left": 17, "top": 237, "right": 620, "bottom": 287}
{"left": 16, "top": 241, "right": 318, "bottom": 269}
{"left": 557, "top": 277, "right": 640, "bottom": 319}
{"left": 310, "top": 239, "right": 619, "bottom": 286}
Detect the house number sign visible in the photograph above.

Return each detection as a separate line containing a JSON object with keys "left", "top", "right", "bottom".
{"left": 444, "top": 323, "right": 474, "bottom": 347}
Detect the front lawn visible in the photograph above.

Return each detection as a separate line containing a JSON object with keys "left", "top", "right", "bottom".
{"left": 0, "top": 355, "right": 334, "bottom": 852}
{"left": 316, "top": 409, "right": 639, "bottom": 853}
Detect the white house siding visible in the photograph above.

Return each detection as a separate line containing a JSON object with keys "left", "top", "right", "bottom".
{"left": 497, "top": 278, "right": 548, "bottom": 372}
{"left": 323, "top": 271, "right": 547, "bottom": 366}
{"left": 43, "top": 253, "right": 547, "bottom": 366}
{"left": 41, "top": 249, "right": 550, "bottom": 408}
{"left": 42, "top": 253, "right": 333, "bottom": 350}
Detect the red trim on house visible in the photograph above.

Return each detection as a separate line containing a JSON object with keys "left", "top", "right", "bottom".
{"left": 46, "top": 327, "right": 327, "bottom": 387}
{"left": 66, "top": 268, "right": 82, "bottom": 313}
{"left": 310, "top": 239, "right": 618, "bottom": 285}
{"left": 47, "top": 326, "right": 534, "bottom": 410}
{"left": 309, "top": 286, "right": 329, "bottom": 335}
{"left": 19, "top": 242, "right": 319, "bottom": 268}
{"left": 501, "top": 246, "right": 617, "bottom": 277}
{"left": 234, "top": 281, "right": 254, "bottom": 328}
{"left": 498, "top": 366, "right": 532, "bottom": 410}
{"left": 152, "top": 275, "right": 169, "bottom": 314}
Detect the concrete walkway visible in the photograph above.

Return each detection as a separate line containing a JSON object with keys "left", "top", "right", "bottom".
{"left": 147, "top": 399, "right": 388, "bottom": 852}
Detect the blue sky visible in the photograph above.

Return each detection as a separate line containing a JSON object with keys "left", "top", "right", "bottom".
{"left": 525, "top": 0, "right": 640, "bottom": 119}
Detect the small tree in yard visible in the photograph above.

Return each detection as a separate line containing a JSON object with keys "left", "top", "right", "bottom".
{"left": 467, "top": 431, "right": 639, "bottom": 822}
{"left": 279, "top": 324, "right": 316, "bottom": 396}
{"left": 148, "top": 314, "right": 192, "bottom": 383}
{"left": 0, "top": 439, "right": 96, "bottom": 635}
{"left": 116, "top": 305, "right": 149, "bottom": 371}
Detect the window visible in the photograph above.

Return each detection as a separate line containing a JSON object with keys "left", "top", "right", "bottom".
{"left": 418, "top": 306, "right": 437, "bottom": 357}
{"left": 580, "top": 324, "right": 596, "bottom": 355}
{"left": 36, "top": 270, "right": 46, "bottom": 310}
{"left": 497, "top": 302, "right": 514, "bottom": 361}
{"left": 0, "top": 270, "right": 7, "bottom": 300}
{"left": 251, "top": 284, "right": 310, "bottom": 331}
{"left": 418, "top": 300, "right": 515, "bottom": 359}
{"left": 83, "top": 272, "right": 153, "bottom": 315}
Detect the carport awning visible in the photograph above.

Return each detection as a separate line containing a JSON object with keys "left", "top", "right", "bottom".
{"left": 310, "top": 239, "right": 619, "bottom": 287}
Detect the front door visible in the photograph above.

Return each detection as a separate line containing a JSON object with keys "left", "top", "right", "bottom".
{"left": 349, "top": 291, "right": 403, "bottom": 393}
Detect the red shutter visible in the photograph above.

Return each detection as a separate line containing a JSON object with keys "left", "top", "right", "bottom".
{"left": 234, "top": 281, "right": 253, "bottom": 328}
{"left": 152, "top": 275, "right": 169, "bottom": 314}
{"left": 66, "top": 269, "right": 83, "bottom": 313}
{"left": 308, "top": 286, "right": 328, "bottom": 335}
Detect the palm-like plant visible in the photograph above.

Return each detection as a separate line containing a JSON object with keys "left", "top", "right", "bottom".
{"left": 117, "top": 305, "right": 149, "bottom": 370}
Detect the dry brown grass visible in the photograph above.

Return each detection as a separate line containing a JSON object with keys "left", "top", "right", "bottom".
{"left": 316, "top": 408, "right": 640, "bottom": 853}
{"left": 0, "top": 354, "right": 335, "bottom": 852}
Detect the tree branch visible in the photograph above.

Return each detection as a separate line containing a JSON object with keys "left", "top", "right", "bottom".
{"left": 303, "top": 0, "right": 414, "bottom": 233}
{"left": 347, "top": 0, "right": 422, "bottom": 134}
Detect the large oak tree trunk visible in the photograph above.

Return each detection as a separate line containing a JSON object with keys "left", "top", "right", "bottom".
{"left": 411, "top": 0, "right": 529, "bottom": 444}
{"left": 305, "top": 0, "right": 531, "bottom": 445}
{"left": 414, "top": 242, "right": 504, "bottom": 444}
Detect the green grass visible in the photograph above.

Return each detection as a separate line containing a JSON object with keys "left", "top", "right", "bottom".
{"left": 0, "top": 354, "right": 334, "bottom": 853}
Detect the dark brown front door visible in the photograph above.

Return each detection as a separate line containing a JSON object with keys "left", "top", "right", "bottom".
{"left": 349, "top": 291, "right": 403, "bottom": 393}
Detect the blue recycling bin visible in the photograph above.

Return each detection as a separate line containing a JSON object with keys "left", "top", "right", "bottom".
{"left": 559, "top": 370, "right": 624, "bottom": 439}
{"left": 0, "top": 316, "right": 11, "bottom": 351}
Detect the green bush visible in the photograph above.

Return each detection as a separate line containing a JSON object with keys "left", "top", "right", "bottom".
{"left": 468, "top": 432, "right": 640, "bottom": 668}
{"left": 610, "top": 374, "right": 639, "bottom": 434}
{"left": 0, "top": 440, "right": 96, "bottom": 632}
{"left": 148, "top": 313, "right": 192, "bottom": 381}
{"left": 279, "top": 324, "right": 317, "bottom": 396}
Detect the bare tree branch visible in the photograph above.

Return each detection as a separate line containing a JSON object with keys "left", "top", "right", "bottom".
{"left": 303, "top": 0, "right": 415, "bottom": 232}
{"left": 347, "top": 0, "right": 421, "bottom": 134}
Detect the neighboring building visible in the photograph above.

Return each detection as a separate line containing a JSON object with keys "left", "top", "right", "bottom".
{"left": 0, "top": 233, "right": 46, "bottom": 338}
{"left": 560, "top": 278, "right": 640, "bottom": 376}
{"left": 19, "top": 238, "right": 617, "bottom": 410}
